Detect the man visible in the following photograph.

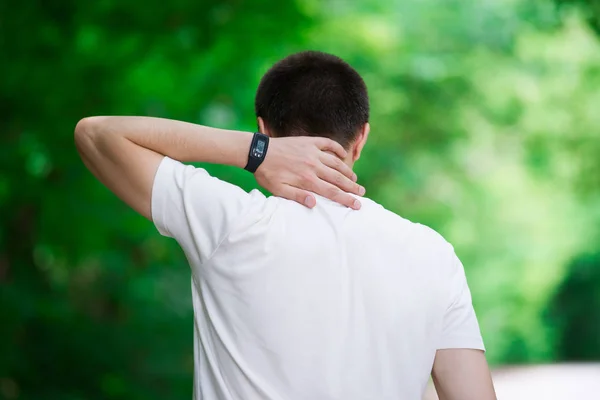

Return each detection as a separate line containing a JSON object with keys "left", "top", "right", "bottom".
{"left": 75, "top": 51, "right": 496, "bottom": 400}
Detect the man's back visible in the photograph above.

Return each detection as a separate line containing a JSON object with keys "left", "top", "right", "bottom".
{"left": 152, "top": 157, "right": 484, "bottom": 399}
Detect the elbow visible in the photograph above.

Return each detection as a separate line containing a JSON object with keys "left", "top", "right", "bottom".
{"left": 75, "top": 116, "right": 101, "bottom": 140}
{"left": 74, "top": 116, "right": 112, "bottom": 149}
{"left": 74, "top": 117, "right": 112, "bottom": 159}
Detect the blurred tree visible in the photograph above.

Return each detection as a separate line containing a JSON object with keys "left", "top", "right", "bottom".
{"left": 557, "top": 0, "right": 600, "bottom": 34}
{"left": 547, "top": 252, "right": 600, "bottom": 360}
{"left": 304, "top": 1, "right": 600, "bottom": 363}
{"left": 0, "top": 1, "right": 314, "bottom": 399}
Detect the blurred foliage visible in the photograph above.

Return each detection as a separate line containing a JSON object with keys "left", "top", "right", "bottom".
{"left": 1, "top": 0, "right": 600, "bottom": 399}
{"left": 558, "top": 0, "right": 600, "bottom": 34}
{"left": 547, "top": 253, "right": 600, "bottom": 361}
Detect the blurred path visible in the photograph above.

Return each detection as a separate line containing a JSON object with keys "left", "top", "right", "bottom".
{"left": 423, "top": 364, "right": 600, "bottom": 400}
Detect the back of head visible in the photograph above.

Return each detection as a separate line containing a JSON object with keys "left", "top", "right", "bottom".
{"left": 255, "top": 51, "right": 369, "bottom": 148}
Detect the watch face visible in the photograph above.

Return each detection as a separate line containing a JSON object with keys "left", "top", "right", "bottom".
{"left": 256, "top": 139, "right": 266, "bottom": 154}
{"left": 253, "top": 139, "right": 266, "bottom": 157}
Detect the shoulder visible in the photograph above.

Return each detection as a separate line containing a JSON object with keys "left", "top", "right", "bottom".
{"left": 152, "top": 157, "right": 271, "bottom": 243}
{"left": 362, "top": 198, "right": 453, "bottom": 245}
{"left": 361, "top": 197, "right": 457, "bottom": 264}
{"left": 411, "top": 222, "right": 454, "bottom": 252}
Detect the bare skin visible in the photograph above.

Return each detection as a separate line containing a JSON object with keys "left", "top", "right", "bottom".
{"left": 432, "top": 349, "right": 497, "bottom": 400}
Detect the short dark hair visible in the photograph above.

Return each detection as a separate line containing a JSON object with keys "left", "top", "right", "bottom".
{"left": 255, "top": 51, "right": 369, "bottom": 148}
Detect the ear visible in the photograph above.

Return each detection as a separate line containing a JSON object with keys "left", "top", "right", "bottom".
{"left": 351, "top": 122, "right": 370, "bottom": 162}
{"left": 257, "top": 117, "right": 272, "bottom": 137}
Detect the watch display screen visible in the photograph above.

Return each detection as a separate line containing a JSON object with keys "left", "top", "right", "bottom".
{"left": 256, "top": 139, "right": 266, "bottom": 154}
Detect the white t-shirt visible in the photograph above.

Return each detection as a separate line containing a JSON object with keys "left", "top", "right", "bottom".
{"left": 151, "top": 157, "right": 485, "bottom": 400}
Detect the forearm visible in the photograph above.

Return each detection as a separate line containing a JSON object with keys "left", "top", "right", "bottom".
{"left": 77, "top": 116, "right": 252, "bottom": 168}
{"left": 75, "top": 115, "right": 363, "bottom": 219}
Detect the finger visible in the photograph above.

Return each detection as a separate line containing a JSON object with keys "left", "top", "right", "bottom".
{"left": 315, "top": 137, "right": 347, "bottom": 159}
{"left": 275, "top": 185, "right": 317, "bottom": 208}
{"left": 311, "top": 180, "right": 362, "bottom": 210}
{"left": 317, "top": 164, "right": 365, "bottom": 196}
{"left": 320, "top": 152, "right": 358, "bottom": 182}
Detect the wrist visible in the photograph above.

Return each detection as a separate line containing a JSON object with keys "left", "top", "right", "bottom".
{"left": 244, "top": 132, "right": 270, "bottom": 173}
{"left": 221, "top": 130, "right": 252, "bottom": 169}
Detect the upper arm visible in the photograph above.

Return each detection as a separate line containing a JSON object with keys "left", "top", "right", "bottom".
{"left": 432, "top": 249, "right": 495, "bottom": 399}
{"left": 432, "top": 349, "right": 496, "bottom": 400}
{"left": 75, "top": 117, "right": 163, "bottom": 220}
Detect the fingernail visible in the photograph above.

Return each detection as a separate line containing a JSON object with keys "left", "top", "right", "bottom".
{"left": 305, "top": 196, "right": 315, "bottom": 208}
{"left": 352, "top": 173, "right": 358, "bottom": 182}
{"left": 353, "top": 199, "right": 361, "bottom": 210}
{"left": 358, "top": 186, "right": 366, "bottom": 196}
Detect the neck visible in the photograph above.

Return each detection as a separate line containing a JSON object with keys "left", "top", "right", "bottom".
{"left": 324, "top": 150, "right": 355, "bottom": 168}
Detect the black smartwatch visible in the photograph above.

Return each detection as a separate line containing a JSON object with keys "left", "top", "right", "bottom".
{"left": 244, "top": 132, "right": 269, "bottom": 173}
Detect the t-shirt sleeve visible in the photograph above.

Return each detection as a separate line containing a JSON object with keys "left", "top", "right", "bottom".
{"left": 438, "top": 253, "right": 485, "bottom": 351}
{"left": 151, "top": 156, "right": 253, "bottom": 263}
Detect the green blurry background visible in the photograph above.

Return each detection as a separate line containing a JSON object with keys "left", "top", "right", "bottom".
{"left": 2, "top": 0, "right": 600, "bottom": 399}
